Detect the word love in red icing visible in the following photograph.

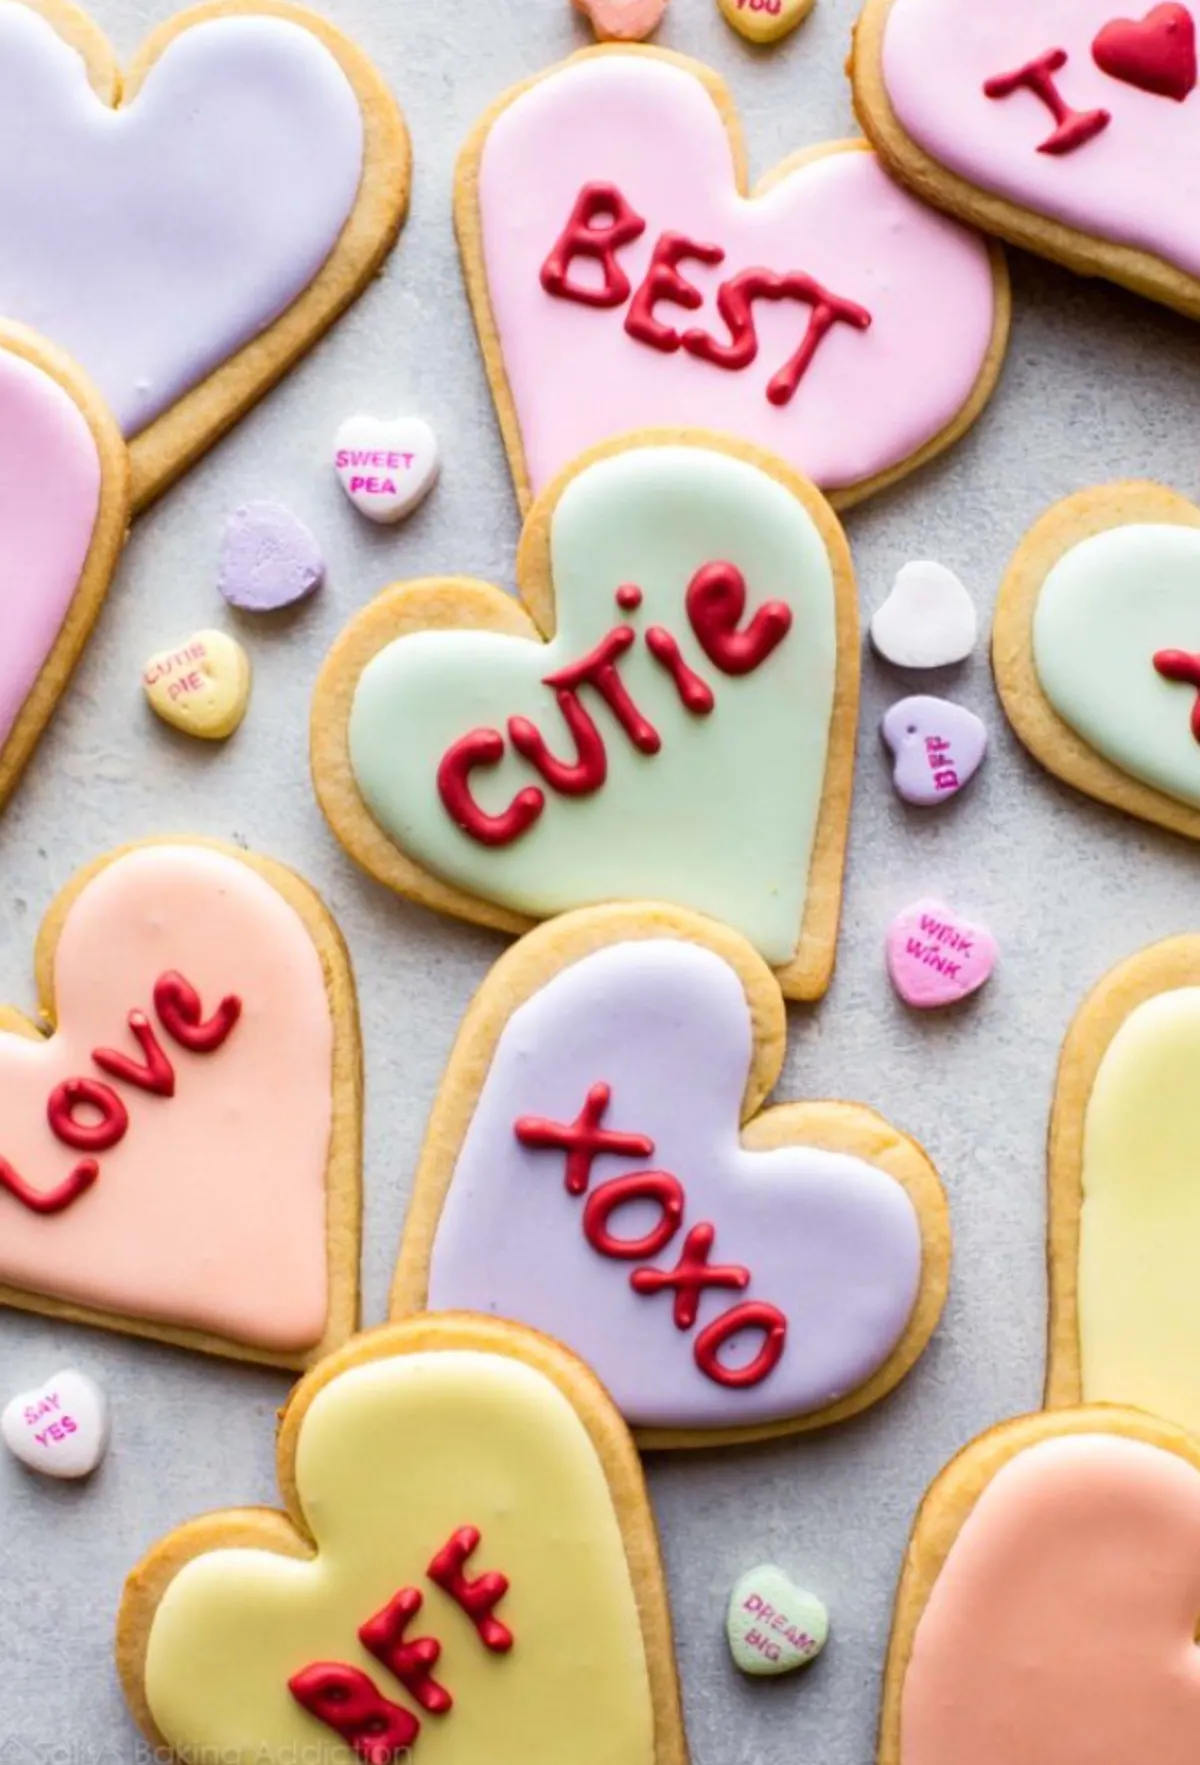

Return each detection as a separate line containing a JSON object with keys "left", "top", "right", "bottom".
{"left": 438, "top": 567, "right": 793, "bottom": 848}
{"left": 0, "top": 971, "right": 241, "bottom": 1218}
{"left": 289, "top": 1526, "right": 512, "bottom": 1765}
{"left": 515, "top": 1082, "right": 788, "bottom": 1390}
{"left": 539, "top": 183, "right": 872, "bottom": 406}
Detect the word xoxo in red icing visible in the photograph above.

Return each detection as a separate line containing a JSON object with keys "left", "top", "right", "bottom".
{"left": 438, "top": 567, "right": 792, "bottom": 848}
{"left": 515, "top": 1081, "right": 788, "bottom": 1390}
{"left": 0, "top": 971, "right": 241, "bottom": 1217}
{"left": 289, "top": 1526, "right": 512, "bottom": 1765}
{"left": 539, "top": 183, "right": 872, "bottom": 406}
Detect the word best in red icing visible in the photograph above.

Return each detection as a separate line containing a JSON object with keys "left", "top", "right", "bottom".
{"left": 540, "top": 182, "right": 872, "bottom": 404}
{"left": 515, "top": 1081, "right": 789, "bottom": 1390}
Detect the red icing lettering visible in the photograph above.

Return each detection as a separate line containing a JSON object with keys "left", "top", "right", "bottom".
{"left": 1153, "top": 647, "right": 1200, "bottom": 741}
{"left": 92, "top": 1010, "right": 175, "bottom": 1097}
{"left": 427, "top": 1527, "right": 513, "bottom": 1653}
{"left": 512, "top": 1082, "right": 789, "bottom": 1391}
{"left": 686, "top": 562, "right": 793, "bottom": 675}
{"left": 694, "top": 1300, "right": 788, "bottom": 1387}
{"left": 437, "top": 728, "right": 545, "bottom": 847}
{"left": 582, "top": 1170, "right": 686, "bottom": 1260}
{"left": 47, "top": 1077, "right": 128, "bottom": 1152}
{"left": 360, "top": 1588, "right": 452, "bottom": 1715}
{"left": 544, "top": 626, "right": 661, "bottom": 755}
{"left": 644, "top": 626, "right": 716, "bottom": 715}
{"left": 508, "top": 689, "right": 609, "bottom": 796}
{"left": 684, "top": 266, "right": 871, "bottom": 405}
{"left": 515, "top": 1081, "right": 655, "bottom": 1196}
{"left": 630, "top": 1220, "right": 750, "bottom": 1330}
{"left": 154, "top": 971, "right": 241, "bottom": 1054}
{"left": 0, "top": 1157, "right": 99, "bottom": 1215}
{"left": 615, "top": 582, "right": 643, "bottom": 610}
{"left": 624, "top": 232, "right": 725, "bottom": 352}
{"left": 288, "top": 1663, "right": 420, "bottom": 1764}
{"left": 540, "top": 183, "right": 647, "bottom": 308}
{"left": 983, "top": 49, "right": 1111, "bottom": 155}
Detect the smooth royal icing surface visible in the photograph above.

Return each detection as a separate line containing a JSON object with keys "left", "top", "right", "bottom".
{"left": 0, "top": 6, "right": 363, "bottom": 435}
{"left": 426, "top": 941, "right": 922, "bottom": 1428}
{"left": 1033, "top": 524, "right": 1200, "bottom": 805}
{"left": 476, "top": 54, "right": 997, "bottom": 497}
{"left": 0, "top": 846, "right": 333, "bottom": 1349}
{"left": 349, "top": 446, "right": 840, "bottom": 967}
{"left": 882, "top": 0, "right": 1200, "bottom": 279}
{"left": 144, "top": 1351, "right": 656, "bottom": 1765}
{"left": 1077, "top": 988, "right": 1200, "bottom": 1434}
{"left": 900, "top": 1434, "right": 1200, "bottom": 1765}
{"left": 0, "top": 348, "right": 101, "bottom": 752}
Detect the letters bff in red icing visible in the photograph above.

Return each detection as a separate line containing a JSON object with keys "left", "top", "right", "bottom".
{"left": 289, "top": 1526, "right": 511, "bottom": 1764}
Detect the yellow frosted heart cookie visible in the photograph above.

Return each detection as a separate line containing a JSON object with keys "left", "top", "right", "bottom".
{"left": 143, "top": 630, "right": 250, "bottom": 740}
{"left": 117, "top": 1315, "right": 686, "bottom": 1765}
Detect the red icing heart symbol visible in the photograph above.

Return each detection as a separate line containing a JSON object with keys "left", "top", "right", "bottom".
{"left": 1093, "top": 4, "right": 1198, "bottom": 102}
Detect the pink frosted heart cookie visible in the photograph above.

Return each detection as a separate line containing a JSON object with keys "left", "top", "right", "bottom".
{"left": 854, "top": 0, "right": 1200, "bottom": 321}
{"left": 456, "top": 47, "right": 1009, "bottom": 514}
{"left": 0, "top": 841, "right": 361, "bottom": 1366}
{"left": 886, "top": 899, "right": 996, "bottom": 1008}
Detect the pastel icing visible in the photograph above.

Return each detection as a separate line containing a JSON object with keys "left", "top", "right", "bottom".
{"left": 0, "top": 347, "right": 101, "bottom": 751}
{"left": 1077, "top": 988, "right": 1200, "bottom": 1434}
{"left": 0, "top": 845, "right": 333, "bottom": 1351}
{"left": 426, "top": 940, "right": 923, "bottom": 1429}
{"left": 143, "top": 1350, "right": 657, "bottom": 1765}
{"left": 348, "top": 446, "right": 841, "bottom": 968}
{"left": 900, "top": 1434, "right": 1200, "bottom": 1765}
{"left": 474, "top": 53, "right": 998, "bottom": 498}
{"left": 881, "top": 0, "right": 1200, "bottom": 279}
{"left": 1033, "top": 524, "right": 1200, "bottom": 805}
{"left": 0, "top": 6, "right": 363, "bottom": 436}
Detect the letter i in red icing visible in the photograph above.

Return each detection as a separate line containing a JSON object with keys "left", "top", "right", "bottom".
{"left": 427, "top": 1527, "right": 513, "bottom": 1653}
{"left": 983, "top": 49, "right": 1110, "bottom": 155}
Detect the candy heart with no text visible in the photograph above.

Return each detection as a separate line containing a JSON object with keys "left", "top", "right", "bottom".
{"left": 726, "top": 1564, "right": 828, "bottom": 1675}
{"left": 333, "top": 415, "right": 440, "bottom": 524}
{"left": 572, "top": 0, "right": 668, "bottom": 42}
{"left": 2, "top": 1369, "right": 108, "bottom": 1479}
{"left": 871, "top": 563, "right": 977, "bottom": 670}
{"left": 886, "top": 899, "right": 996, "bottom": 1010}
{"left": 218, "top": 502, "right": 324, "bottom": 612}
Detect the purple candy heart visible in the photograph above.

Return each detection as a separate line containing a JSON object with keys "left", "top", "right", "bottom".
{"left": 881, "top": 694, "right": 987, "bottom": 806}
{"left": 217, "top": 501, "right": 324, "bottom": 613}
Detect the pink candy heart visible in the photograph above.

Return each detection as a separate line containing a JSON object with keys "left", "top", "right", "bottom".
{"left": 572, "top": 0, "right": 667, "bottom": 41}
{"left": 886, "top": 899, "right": 997, "bottom": 1009}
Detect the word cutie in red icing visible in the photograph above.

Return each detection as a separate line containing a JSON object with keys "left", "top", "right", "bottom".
{"left": 515, "top": 1081, "right": 789, "bottom": 1390}
{"left": 289, "top": 1526, "right": 512, "bottom": 1765}
{"left": 539, "top": 183, "right": 872, "bottom": 405}
{"left": 438, "top": 567, "right": 793, "bottom": 848}
{"left": 0, "top": 971, "right": 241, "bottom": 1217}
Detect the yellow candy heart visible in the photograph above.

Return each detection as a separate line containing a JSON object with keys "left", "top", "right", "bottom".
{"left": 718, "top": 0, "right": 813, "bottom": 43}
{"left": 142, "top": 630, "right": 250, "bottom": 741}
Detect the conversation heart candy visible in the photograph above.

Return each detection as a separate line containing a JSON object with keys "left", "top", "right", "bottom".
{"left": 142, "top": 630, "right": 250, "bottom": 740}
{"left": 718, "top": 0, "right": 813, "bottom": 46}
{"left": 333, "top": 415, "right": 439, "bottom": 524}
{"left": 886, "top": 899, "right": 997, "bottom": 1010}
{"left": 881, "top": 695, "right": 987, "bottom": 806}
{"left": 217, "top": 502, "right": 324, "bottom": 613}
{"left": 572, "top": 0, "right": 667, "bottom": 40}
{"left": 2, "top": 1368, "right": 108, "bottom": 1478}
{"left": 727, "top": 1565, "right": 828, "bottom": 1676}
{"left": 871, "top": 562, "right": 978, "bottom": 669}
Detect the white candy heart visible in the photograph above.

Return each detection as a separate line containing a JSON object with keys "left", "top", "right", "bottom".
{"left": 871, "top": 561, "right": 977, "bottom": 669}
{"left": 333, "top": 415, "right": 439, "bottom": 524}
{"left": 1, "top": 1369, "right": 108, "bottom": 1479}
{"left": 726, "top": 1564, "right": 828, "bottom": 1676}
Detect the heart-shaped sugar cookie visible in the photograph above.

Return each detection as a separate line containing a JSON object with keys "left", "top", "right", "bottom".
{"left": 882, "top": 1410, "right": 1200, "bottom": 1765}
{"left": 391, "top": 905, "right": 949, "bottom": 1448}
{"left": 312, "top": 435, "right": 858, "bottom": 1003}
{"left": 118, "top": 1316, "right": 686, "bottom": 1765}
{"left": 854, "top": 0, "right": 1200, "bottom": 318}
{"left": 458, "top": 47, "right": 1008, "bottom": 514}
{"left": 0, "top": 0, "right": 409, "bottom": 511}
{"left": 0, "top": 323, "right": 129, "bottom": 816}
{"left": 1044, "top": 937, "right": 1200, "bottom": 1436}
{"left": 993, "top": 482, "right": 1200, "bottom": 841}
{"left": 0, "top": 840, "right": 360, "bottom": 1366}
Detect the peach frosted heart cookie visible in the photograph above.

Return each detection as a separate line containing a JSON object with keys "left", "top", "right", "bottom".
{"left": 117, "top": 1316, "right": 686, "bottom": 1765}
{"left": 457, "top": 45, "right": 1008, "bottom": 514}
{"left": 0, "top": 839, "right": 360, "bottom": 1366}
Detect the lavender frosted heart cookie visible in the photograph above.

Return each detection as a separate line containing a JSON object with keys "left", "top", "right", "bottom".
{"left": 390, "top": 901, "right": 950, "bottom": 1449}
